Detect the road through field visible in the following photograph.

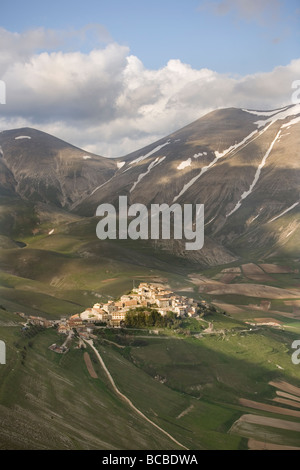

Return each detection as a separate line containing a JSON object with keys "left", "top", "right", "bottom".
{"left": 84, "top": 339, "right": 188, "bottom": 450}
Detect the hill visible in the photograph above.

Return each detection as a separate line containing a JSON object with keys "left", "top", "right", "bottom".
{"left": 0, "top": 128, "right": 117, "bottom": 208}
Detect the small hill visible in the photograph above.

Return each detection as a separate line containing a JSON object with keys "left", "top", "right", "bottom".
{"left": 0, "top": 128, "right": 117, "bottom": 208}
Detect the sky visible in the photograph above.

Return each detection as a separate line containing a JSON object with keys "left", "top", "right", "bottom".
{"left": 0, "top": 0, "right": 299, "bottom": 157}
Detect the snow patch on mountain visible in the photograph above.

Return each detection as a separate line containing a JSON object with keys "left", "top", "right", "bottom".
{"left": 193, "top": 151, "right": 207, "bottom": 159}
{"left": 215, "top": 130, "right": 258, "bottom": 159}
{"left": 173, "top": 129, "right": 260, "bottom": 202}
{"left": 251, "top": 208, "right": 263, "bottom": 223}
{"left": 89, "top": 174, "right": 116, "bottom": 197}
{"left": 226, "top": 130, "right": 282, "bottom": 217}
{"left": 130, "top": 141, "right": 170, "bottom": 166}
{"left": 254, "top": 104, "right": 300, "bottom": 128}
{"left": 82, "top": 155, "right": 91, "bottom": 160}
{"left": 177, "top": 158, "right": 192, "bottom": 170}
{"left": 242, "top": 106, "right": 289, "bottom": 117}
{"left": 285, "top": 229, "right": 296, "bottom": 238}
{"left": 15, "top": 136, "right": 31, "bottom": 140}
{"left": 204, "top": 215, "right": 217, "bottom": 226}
{"left": 117, "top": 161, "right": 125, "bottom": 169}
{"left": 281, "top": 115, "right": 300, "bottom": 129}
{"left": 268, "top": 202, "right": 299, "bottom": 224}
{"left": 130, "top": 156, "right": 166, "bottom": 193}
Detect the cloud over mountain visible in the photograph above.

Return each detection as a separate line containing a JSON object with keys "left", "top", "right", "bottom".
{"left": 0, "top": 27, "right": 299, "bottom": 157}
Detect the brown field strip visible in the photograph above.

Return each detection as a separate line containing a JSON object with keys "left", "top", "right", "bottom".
{"left": 199, "top": 283, "right": 300, "bottom": 298}
{"left": 241, "top": 263, "right": 274, "bottom": 282}
{"left": 276, "top": 391, "right": 300, "bottom": 403}
{"left": 239, "top": 398, "right": 300, "bottom": 418}
{"left": 259, "top": 264, "right": 294, "bottom": 274}
{"left": 211, "top": 302, "right": 246, "bottom": 315}
{"left": 83, "top": 352, "right": 98, "bottom": 378}
{"left": 273, "top": 397, "right": 300, "bottom": 409}
{"left": 231, "top": 413, "right": 300, "bottom": 432}
{"left": 219, "top": 273, "right": 238, "bottom": 283}
{"left": 221, "top": 267, "right": 241, "bottom": 273}
{"left": 254, "top": 317, "right": 283, "bottom": 325}
{"left": 269, "top": 380, "right": 300, "bottom": 397}
{"left": 248, "top": 439, "right": 300, "bottom": 450}
{"left": 285, "top": 300, "right": 300, "bottom": 307}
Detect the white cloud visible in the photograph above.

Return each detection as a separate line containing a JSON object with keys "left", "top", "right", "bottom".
{"left": 0, "top": 27, "right": 300, "bottom": 157}
{"left": 0, "top": 25, "right": 112, "bottom": 76}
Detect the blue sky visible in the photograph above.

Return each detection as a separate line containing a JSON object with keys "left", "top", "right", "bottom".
{"left": 0, "top": 0, "right": 300, "bottom": 156}
{"left": 1, "top": 0, "right": 299, "bottom": 74}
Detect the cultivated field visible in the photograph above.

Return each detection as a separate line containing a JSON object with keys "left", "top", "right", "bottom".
{"left": 83, "top": 352, "right": 98, "bottom": 378}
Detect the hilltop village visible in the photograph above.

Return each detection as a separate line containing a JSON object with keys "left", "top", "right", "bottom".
{"left": 16, "top": 283, "right": 211, "bottom": 350}
{"left": 58, "top": 282, "right": 206, "bottom": 332}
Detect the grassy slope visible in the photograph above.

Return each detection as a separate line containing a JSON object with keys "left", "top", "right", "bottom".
{"left": 0, "top": 323, "right": 189, "bottom": 450}
{"left": 1, "top": 314, "right": 299, "bottom": 449}
{"left": 0, "top": 207, "right": 193, "bottom": 318}
{"left": 0, "top": 201, "right": 300, "bottom": 449}
{"left": 0, "top": 318, "right": 247, "bottom": 450}
{"left": 93, "top": 319, "right": 300, "bottom": 448}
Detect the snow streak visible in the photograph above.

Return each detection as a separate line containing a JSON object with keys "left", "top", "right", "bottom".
{"left": 226, "top": 129, "right": 282, "bottom": 217}
{"left": 268, "top": 202, "right": 299, "bottom": 224}
{"left": 242, "top": 106, "right": 290, "bottom": 117}
{"left": 129, "top": 141, "right": 170, "bottom": 165}
{"left": 173, "top": 129, "right": 260, "bottom": 203}
{"left": 254, "top": 103, "right": 300, "bottom": 128}
{"left": 130, "top": 156, "right": 165, "bottom": 193}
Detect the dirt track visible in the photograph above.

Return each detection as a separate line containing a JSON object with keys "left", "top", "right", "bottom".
{"left": 84, "top": 339, "right": 188, "bottom": 450}
{"left": 83, "top": 352, "right": 98, "bottom": 378}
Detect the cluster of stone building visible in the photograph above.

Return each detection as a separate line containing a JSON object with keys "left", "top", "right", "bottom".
{"left": 16, "top": 283, "right": 205, "bottom": 342}
{"left": 16, "top": 312, "right": 54, "bottom": 329}
{"left": 57, "top": 283, "right": 201, "bottom": 332}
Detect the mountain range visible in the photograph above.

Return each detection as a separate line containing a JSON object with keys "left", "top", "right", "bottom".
{"left": 1, "top": 103, "right": 299, "bottom": 265}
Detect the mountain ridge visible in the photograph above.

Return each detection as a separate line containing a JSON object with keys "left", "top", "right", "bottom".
{"left": 0, "top": 127, "right": 117, "bottom": 208}
{"left": 74, "top": 104, "right": 300, "bottom": 261}
{"left": 1, "top": 104, "right": 299, "bottom": 263}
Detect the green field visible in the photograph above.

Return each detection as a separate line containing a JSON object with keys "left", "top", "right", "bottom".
{"left": 1, "top": 315, "right": 300, "bottom": 449}
{"left": 1, "top": 202, "right": 300, "bottom": 450}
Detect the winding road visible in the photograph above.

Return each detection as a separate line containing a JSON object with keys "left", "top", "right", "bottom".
{"left": 84, "top": 339, "right": 188, "bottom": 450}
